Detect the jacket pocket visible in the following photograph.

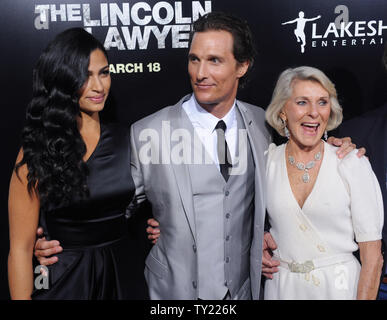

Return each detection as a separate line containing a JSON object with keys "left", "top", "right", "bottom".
{"left": 235, "top": 277, "right": 251, "bottom": 300}
{"left": 145, "top": 251, "right": 168, "bottom": 279}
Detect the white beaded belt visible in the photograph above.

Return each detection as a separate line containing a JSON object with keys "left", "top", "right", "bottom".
{"left": 275, "top": 253, "right": 355, "bottom": 273}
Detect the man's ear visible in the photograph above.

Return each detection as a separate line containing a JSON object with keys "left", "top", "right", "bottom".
{"left": 236, "top": 60, "right": 249, "bottom": 79}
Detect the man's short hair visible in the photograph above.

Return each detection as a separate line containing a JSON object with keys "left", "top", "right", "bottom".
{"left": 190, "top": 12, "right": 256, "bottom": 88}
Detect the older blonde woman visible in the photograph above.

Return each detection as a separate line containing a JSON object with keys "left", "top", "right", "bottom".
{"left": 264, "top": 66, "right": 384, "bottom": 300}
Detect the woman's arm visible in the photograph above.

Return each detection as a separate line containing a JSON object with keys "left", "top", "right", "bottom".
{"left": 337, "top": 150, "right": 384, "bottom": 300}
{"left": 8, "top": 150, "right": 40, "bottom": 300}
{"left": 357, "top": 240, "right": 383, "bottom": 300}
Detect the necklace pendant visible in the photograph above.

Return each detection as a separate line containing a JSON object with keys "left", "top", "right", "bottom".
{"left": 302, "top": 172, "right": 310, "bottom": 183}
{"left": 305, "top": 161, "right": 315, "bottom": 169}
{"left": 296, "top": 162, "right": 305, "bottom": 170}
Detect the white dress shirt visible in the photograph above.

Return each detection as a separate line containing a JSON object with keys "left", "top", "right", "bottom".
{"left": 182, "top": 94, "right": 237, "bottom": 171}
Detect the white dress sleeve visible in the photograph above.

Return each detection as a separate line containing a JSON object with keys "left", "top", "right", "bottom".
{"left": 338, "top": 150, "right": 384, "bottom": 242}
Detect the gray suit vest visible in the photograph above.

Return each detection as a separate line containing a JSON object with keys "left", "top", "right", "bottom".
{"left": 185, "top": 107, "right": 255, "bottom": 299}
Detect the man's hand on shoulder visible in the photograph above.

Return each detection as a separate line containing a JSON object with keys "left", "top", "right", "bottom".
{"left": 327, "top": 136, "right": 366, "bottom": 159}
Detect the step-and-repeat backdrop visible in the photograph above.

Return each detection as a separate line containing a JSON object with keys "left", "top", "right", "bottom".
{"left": 1, "top": 0, "right": 386, "bottom": 298}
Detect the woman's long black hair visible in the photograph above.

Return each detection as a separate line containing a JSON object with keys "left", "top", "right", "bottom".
{"left": 16, "top": 28, "right": 108, "bottom": 210}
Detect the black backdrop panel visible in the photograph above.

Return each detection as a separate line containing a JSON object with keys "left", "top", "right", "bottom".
{"left": 1, "top": 0, "right": 386, "bottom": 299}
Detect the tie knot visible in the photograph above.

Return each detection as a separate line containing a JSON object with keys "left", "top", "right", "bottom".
{"left": 215, "top": 120, "right": 227, "bottom": 132}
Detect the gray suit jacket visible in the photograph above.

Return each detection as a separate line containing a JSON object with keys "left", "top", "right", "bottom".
{"left": 130, "top": 94, "right": 271, "bottom": 299}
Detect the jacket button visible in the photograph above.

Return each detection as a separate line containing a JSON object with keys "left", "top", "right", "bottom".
{"left": 193, "top": 244, "right": 197, "bottom": 252}
{"left": 225, "top": 213, "right": 231, "bottom": 219}
{"left": 226, "top": 235, "right": 230, "bottom": 241}
{"left": 225, "top": 191, "right": 230, "bottom": 196}
{"left": 225, "top": 257, "right": 230, "bottom": 263}
{"left": 317, "top": 245, "right": 326, "bottom": 252}
{"left": 299, "top": 224, "right": 307, "bottom": 231}
{"left": 192, "top": 281, "right": 197, "bottom": 289}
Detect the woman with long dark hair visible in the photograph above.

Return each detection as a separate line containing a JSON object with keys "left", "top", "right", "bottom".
{"left": 8, "top": 28, "right": 147, "bottom": 299}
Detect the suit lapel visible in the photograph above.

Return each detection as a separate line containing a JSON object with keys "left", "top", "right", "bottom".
{"left": 167, "top": 95, "right": 197, "bottom": 242}
{"left": 367, "top": 109, "right": 387, "bottom": 200}
{"left": 376, "top": 113, "right": 387, "bottom": 210}
{"left": 367, "top": 108, "right": 387, "bottom": 242}
{"left": 236, "top": 101, "right": 267, "bottom": 215}
{"left": 166, "top": 97, "right": 270, "bottom": 242}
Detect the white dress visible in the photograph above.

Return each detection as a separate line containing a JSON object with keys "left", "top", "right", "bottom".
{"left": 264, "top": 142, "right": 384, "bottom": 300}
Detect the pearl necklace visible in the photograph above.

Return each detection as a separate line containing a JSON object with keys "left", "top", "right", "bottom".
{"left": 288, "top": 143, "right": 322, "bottom": 183}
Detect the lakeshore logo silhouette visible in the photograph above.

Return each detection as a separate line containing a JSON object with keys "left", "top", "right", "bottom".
{"left": 282, "top": 11, "right": 321, "bottom": 53}
{"left": 281, "top": 6, "right": 385, "bottom": 53}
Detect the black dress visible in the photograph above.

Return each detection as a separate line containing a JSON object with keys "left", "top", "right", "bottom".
{"left": 32, "top": 123, "right": 148, "bottom": 300}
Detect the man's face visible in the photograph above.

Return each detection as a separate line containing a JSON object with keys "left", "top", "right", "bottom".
{"left": 188, "top": 30, "right": 249, "bottom": 114}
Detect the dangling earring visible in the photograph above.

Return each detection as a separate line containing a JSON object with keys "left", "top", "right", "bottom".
{"left": 284, "top": 126, "right": 290, "bottom": 139}
{"left": 280, "top": 113, "right": 290, "bottom": 139}
{"left": 324, "top": 130, "right": 328, "bottom": 141}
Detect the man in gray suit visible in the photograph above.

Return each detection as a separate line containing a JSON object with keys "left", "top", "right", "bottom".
{"left": 130, "top": 12, "right": 269, "bottom": 299}
{"left": 34, "top": 12, "right": 357, "bottom": 300}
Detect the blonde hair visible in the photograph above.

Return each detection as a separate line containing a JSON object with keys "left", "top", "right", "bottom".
{"left": 265, "top": 66, "right": 343, "bottom": 137}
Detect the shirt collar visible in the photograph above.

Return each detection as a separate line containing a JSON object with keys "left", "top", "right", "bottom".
{"left": 187, "top": 94, "right": 236, "bottom": 132}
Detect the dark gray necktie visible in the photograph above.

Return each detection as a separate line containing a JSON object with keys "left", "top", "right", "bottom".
{"left": 215, "top": 120, "right": 232, "bottom": 182}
